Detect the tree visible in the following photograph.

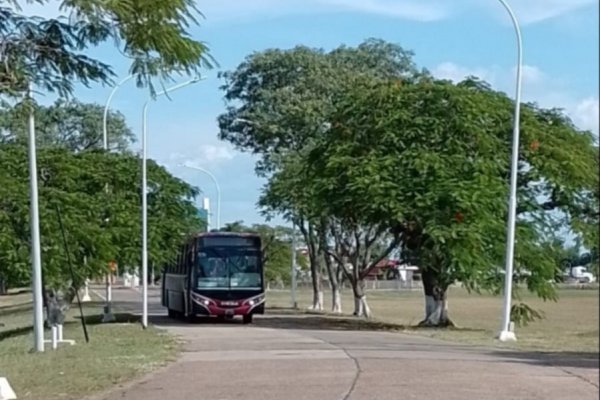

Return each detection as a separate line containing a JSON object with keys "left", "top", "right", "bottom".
{"left": 0, "top": 99, "right": 134, "bottom": 151}
{"left": 1, "top": 0, "right": 214, "bottom": 98}
{"left": 305, "top": 76, "right": 598, "bottom": 326}
{"left": 0, "top": 144, "right": 203, "bottom": 311}
{"left": 219, "top": 39, "right": 422, "bottom": 311}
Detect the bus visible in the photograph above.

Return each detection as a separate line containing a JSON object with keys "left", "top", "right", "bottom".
{"left": 161, "top": 231, "right": 265, "bottom": 324}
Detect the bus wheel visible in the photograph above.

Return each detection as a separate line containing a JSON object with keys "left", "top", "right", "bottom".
{"left": 242, "top": 314, "right": 253, "bottom": 324}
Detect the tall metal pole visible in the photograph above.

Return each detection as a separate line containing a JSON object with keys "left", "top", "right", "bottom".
{"left": 141, "top": 77, "right": 202, "bottom": 328}
{"left": 101, "top": 75, "right": 132, "bottom": 323}
{"left": 27, "top": 84, "right": 45, "bottom": 352}
{"left": 291, "top": 224, "right": 297, "bottom": 309}
{"left": 497, "top": 0, "right": 523, "bottom": 342}
{"left": 181, "top": 164, "right": 221, "bottom": 230}
{"left": 103, "top": 75, "right": 134, "bottom": 150}
{"left": 202, "top": 197, "right": 211, "bottom": 231}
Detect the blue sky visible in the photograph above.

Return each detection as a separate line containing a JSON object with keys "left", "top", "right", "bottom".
{"left": 22, "top": 0, "right": 600, "bottom": 228}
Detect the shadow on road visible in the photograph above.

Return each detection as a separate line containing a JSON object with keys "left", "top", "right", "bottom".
{"left": 488, "top": 350, "right": 600, "bottom": 371}
{"left": 256, "top": 311, "right": 485, "bottom": 333}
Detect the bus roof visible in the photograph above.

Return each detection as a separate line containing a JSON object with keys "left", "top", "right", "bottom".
{"left": 191, "top": 231, "right": 261, "bottom": 239}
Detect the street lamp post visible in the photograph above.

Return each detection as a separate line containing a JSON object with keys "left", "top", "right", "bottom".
{"left": 101, "top": 74, "right": 133, "bottom": 323}
{"left": 141, "top": 77, "right": 203, "bottom": 328}
{"left": 291, "top": 224, "right": 297, "bottom": 309}
{"left": 27, "top": 84, "right": 45, "bottom": 352}
{"left": 103, "top": 75, "right": 134, "bottom": 150}
{"left": 496, "top": 0, "right": 523, "bottom": 342}
{"left": 181, "top": 164, "right": 221, "bottom": 231}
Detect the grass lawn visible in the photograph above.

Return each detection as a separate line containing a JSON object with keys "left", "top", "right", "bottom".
{"left": 0, "top": 295, "right": 179, "bottom": 400}
{"left": 265, "top": 286, "right": 599, "bottom": 354}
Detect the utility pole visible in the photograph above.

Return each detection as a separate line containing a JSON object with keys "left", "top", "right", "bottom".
{"left": 291, "top": 224, "right": 297, "bottom": 309}
{"left": 496, "top": 0, "right": 523, "bottom": 343}
{"left": 27, "top": 84, "right": 45, "bottom": 352}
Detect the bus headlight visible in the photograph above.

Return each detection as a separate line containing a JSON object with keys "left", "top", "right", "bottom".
{"left": 192, "top": 292, "right": 215, "bottom": 307}
{"left": 245, "top": 295, "right": 265, "bottom": 307}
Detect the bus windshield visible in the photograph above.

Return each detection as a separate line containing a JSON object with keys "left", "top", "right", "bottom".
{"left": 196, "top": 248, "right": 262, "bottom": 289}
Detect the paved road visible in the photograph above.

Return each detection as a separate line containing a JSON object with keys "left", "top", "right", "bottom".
{"left": 94, "top": 287, "right": 599, "bottom": 400}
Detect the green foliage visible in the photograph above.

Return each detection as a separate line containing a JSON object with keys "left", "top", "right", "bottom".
{"left": 511, "top": 303, "right": 545, "bottom": 327}
{"left": 219, "top": 39, "right": 598, "bottom": 321}
{"left": 1, "top": 0, "right": 214, "bottom": 97}
{"left": 313, "top": 77, "right": 597, "bottom": 300}
{"left": 0, "top": 99, "right": 135, "bottom": 151}
{"left": 0, "top": 6, "right": 112, "bottom": 96}
{"left": 0, "top": 144, "right": 202, "bottom": 290}
{"left": 218, "top": 38, "right": 420, "bottom": 176}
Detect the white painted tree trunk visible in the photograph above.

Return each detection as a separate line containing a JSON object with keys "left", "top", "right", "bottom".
{"left": 309, "top": 290, "right": 324, "bottom": 311}
{"left": 421, "top": 297, "right": 451, "bottom": 327}
{"left": 354, "top": 295, "right": 372, "bottom": 319}
{"left": 332, "top": 288, "right": 342, "bottom": 314}
{"left": 424, "top": 295, "right": 436, "bottom": 317}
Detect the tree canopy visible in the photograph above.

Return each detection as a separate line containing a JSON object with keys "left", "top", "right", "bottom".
{"left": 219, "top": 39, "right": 599, "bottom": 324}
{"left": 1, "top": 0, "right": 214, "bottom": 98}
{"left": 0, "top": 144, "right": 203, "bottom": 291}
{"left": 0, "top": 99, "right": 134, "bottom": 151}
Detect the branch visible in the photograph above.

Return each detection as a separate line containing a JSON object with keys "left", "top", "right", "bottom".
{"left": 365, "top": 224, "right": 386, "bottom": 249}
{"left": 359, "top": 232, "right": 402, "bottom": 280}
{"left": 260, "top": 233, "right": 276, "bottom": 266}
{"left": 325, "top": 248, "right": 353, "bottom": 282}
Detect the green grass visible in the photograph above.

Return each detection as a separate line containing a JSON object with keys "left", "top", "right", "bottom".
{"left": 0, "top": 299, "right": 179, "bottom": 400}
{"left": 265, "top": 286, "right": 599, "bottom": 353}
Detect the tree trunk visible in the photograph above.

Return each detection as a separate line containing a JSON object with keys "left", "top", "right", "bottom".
{"left": 307, "top": 249, "right": 323, "bottom": 310}
{"left": 0, "top": 276, "right": 7, "bottom": 295}
{"left": 311, "top": 289, "right": 324, "bottom": 311}
{"left": 351, "top": 279, "right": 372, "bottom": 318}
{"left": 322, "top": 248, "right": 342, "bottom": 313}
{"left": 419, "top": 268, "right": 454, "bottom": 327}
{"left": 332, "top": 287, "right": 342, "bottom": 313}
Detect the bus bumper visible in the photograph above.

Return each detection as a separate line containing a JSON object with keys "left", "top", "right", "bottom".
{"left": 191, "top": 292, "right": 265, "bottom": 316}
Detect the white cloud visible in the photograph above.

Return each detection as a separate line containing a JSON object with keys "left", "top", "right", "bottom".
{"left": 505, "top": 0, "right": 597, "bottom": 24}
{"left": 199, "top": 0, "right": 595, "bottom": 25}
{"left": 431, "top": 62, "right": 499, "bottom": 85}
{"left": 316, "top": 0, "right": 450, "bottom": 21}
{"left": 199, "top": 0, "right": 449, "bottom": 22}
{"left": 197, "top": 144, "right": 236, "bottom": 163}
{"left": 13, "top": 0, "right": 597, "bottom": 25}
{"left": 432, "top": 61, "right": 599, "bottom": 135}
{"left": 571, "top": 97, "right": 599, "bottom": 134}
{"left": 516, "top": 65, "right": 545, "bottom": 85}
{"left": 165, "top": 144, "right": 237, "bottom": 170}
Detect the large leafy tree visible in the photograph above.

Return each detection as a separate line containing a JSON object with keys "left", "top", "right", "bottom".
{"left": 219, "top": 39, "right": 422, "bottom": 310}
{"left": 1, "top": 0, "right": 214, "bottom": 98}
{"left": 306, "top": 76, "right": 598, "bottom": 325}
{"left": 0, "top": 145, "right": 203, "bottom": 299}
{"left": 0, "top": 99, "right": 134, "bottom": 151}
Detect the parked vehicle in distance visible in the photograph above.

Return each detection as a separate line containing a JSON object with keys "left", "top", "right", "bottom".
{"left": 161, "top": 231, "right": 265, "bottom": 324}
